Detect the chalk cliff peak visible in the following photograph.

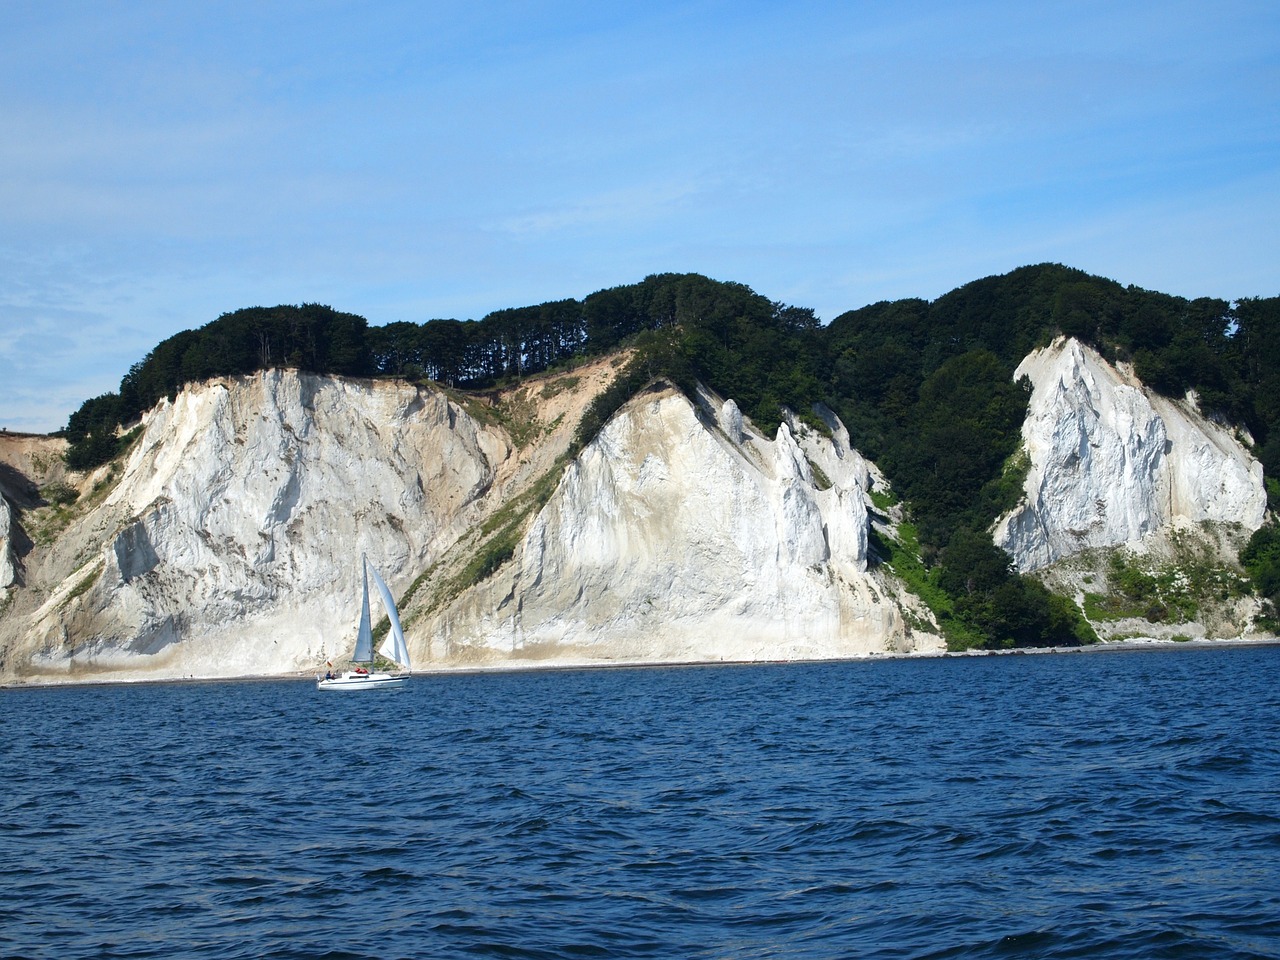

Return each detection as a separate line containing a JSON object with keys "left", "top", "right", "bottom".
{"left": 415, "top": 383, "right": 916, "bottom": 666}
{"left": 1, "top": 368, "right": 526, "bottom": 680}
{"left": 993, "top": 337, "right": 1266, "bottom": 571}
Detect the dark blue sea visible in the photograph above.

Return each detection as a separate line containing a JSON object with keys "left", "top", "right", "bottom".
{"left": 3, "top": 645, "right": 1279, "bottom": 960}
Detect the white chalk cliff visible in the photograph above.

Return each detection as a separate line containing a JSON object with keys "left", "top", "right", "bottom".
{"left": 1, "top": 336, "right": 1270, "bottom": 684}
{"left": 0, "top": 362, "right": 936, "bottom": 683}
{"left": 2, "top": 370, "right": 515, "bottom": 680}
{"left": 0, "top": 494, "right": 14, "bottom": 600}
{"left": 993, "top": 338, "right": 1267, "bottom": 570}
{"left": 422, "top": 385, "right": 909, "bottom": 665}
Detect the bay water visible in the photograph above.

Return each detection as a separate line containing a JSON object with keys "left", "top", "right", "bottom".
{"left": 2, "top": 644, "right": 1279, "bottom": 959}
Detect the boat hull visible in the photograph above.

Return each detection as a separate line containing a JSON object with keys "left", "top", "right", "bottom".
{"left": 316, "top": 672, "right": 408, "bottom": 691}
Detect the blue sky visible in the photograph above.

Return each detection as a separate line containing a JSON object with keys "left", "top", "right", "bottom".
{"left": 2, "top": 1, "right": 1278, "bottom": 433}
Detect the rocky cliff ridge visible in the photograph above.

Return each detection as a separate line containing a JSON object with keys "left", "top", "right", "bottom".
{"left": 0, "top": 357, "right": 941, "bottom": 682}
{"left": 994, "top": 338, "right": 1266, "bottom": 571}
{"left": 0, "top": 338, "right": 1270, "bottom": 683}
{"left": 992, "top": 338, "right": 1267, "bottom": 640}
{"left": 410, "top": 382, "right": 926, "bottom": 666}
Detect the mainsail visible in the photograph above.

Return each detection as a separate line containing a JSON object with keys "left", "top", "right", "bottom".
{"left": 352, "top": 557, "right": 374, "bottom": 663}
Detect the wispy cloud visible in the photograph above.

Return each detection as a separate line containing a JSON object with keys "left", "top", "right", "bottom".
{"left": 496, "top": 178, "right": 706, "bottom": 238}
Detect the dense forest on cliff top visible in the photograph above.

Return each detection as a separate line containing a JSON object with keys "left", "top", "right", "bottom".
{"left": 59, "top": 264, "right": 1280, "bottom": 647}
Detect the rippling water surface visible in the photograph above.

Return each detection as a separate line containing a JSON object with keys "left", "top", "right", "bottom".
{"left": 3, "top": 645, "right": 1280, "bottom": 959}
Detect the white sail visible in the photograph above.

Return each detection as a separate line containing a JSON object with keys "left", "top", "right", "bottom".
{"left": 351, "top": 558, "right": 374, "bottom": 663}
{"left": 369, "top": 563, "right": 410, "bottom": 671}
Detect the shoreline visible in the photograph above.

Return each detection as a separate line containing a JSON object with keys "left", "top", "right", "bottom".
{"left": 3, "top": 633, "right": 1277, "bottom": 691}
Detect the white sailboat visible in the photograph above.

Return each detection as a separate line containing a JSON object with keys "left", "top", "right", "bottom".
{"left": 317, "top": 556, "right": 411, "bottom": 691}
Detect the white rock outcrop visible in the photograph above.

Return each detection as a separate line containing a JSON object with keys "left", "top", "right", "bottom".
{"left": 0, "top": 366, "right": 936, "bottom": 683}
{"left": 0, "top": 432, "right": 61, "bottom": 600}
{"left": 424, "top": 385, "right": 916, "bottom": 664}
{"left": 993, "top": 338, "right": 1267, "bottom": 570}
{"left": 8, "top": 334, "right": 1264, "bottom": 684}
{"left": 2, "top": 370, "right": 512, "bottom": 681}
{"left": 0, "top": 494, "right": 15, "bottom": 599}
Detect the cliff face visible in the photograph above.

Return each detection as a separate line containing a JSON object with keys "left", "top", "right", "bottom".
{"left": 0, "top": 494, "right": 14, "bottom": 598}
{"left": 0, "top": 362, "right": 936, "bottom": 683}
{"left": 0, "top": 370, "right": 522, "bottom": 681}
{"left": 1, "top": 336, "right": 1270, "bottom": 685}
{"left": 0, "top": 432, "right": 67, "bottom": 605}
{"left": 993, "top": 338, "right": 1266, "bottom": 571}
{"left": 415, "top": 385, "right": 924, "bottom": 666}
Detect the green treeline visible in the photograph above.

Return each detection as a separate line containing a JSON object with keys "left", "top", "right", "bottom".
{"left": 61, "top": 264, "right": 1280, "bottom": 646}
{"left": 64, "top": 304, "right": 373, "bottom": 470}
{"left": 64, "top": 274, "right": 821, "bottom": 466}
